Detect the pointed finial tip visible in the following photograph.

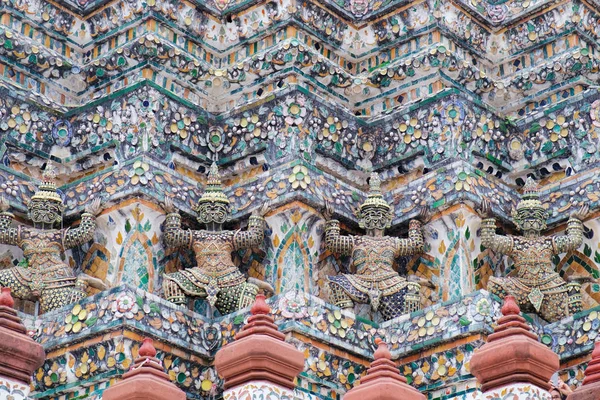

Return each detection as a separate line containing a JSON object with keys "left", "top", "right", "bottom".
{"left": 139, "top": 338, "right": 157, "bottom": 358}
{"left": 251, "top": 292, "right": 270, "bottom": 316}
{"left": 592, "top": 340, "right": 600, "bottom": 359}
{"left": 0, "top": 287, "right": 14, "bottom": 308}
{"left": 373, "top": 338, "right": 392, "bottom": 360}
{"left": 501, "top": 295, "right": 521, "bottom": 316}
{"left": 523, "top": 177, "right": 539, "bottom": 192}
{"left": 42, "top": 163, "right": 57, "bottom": 181}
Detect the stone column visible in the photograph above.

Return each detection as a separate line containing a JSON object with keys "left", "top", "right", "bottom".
{"left": 567, "top": 341, "right": 600, "bottom": 400}
{"left": 470, "top": 295, "right": 559, "bottom": 399}
{"left": 0, "top": 287, "right": 45, "bottom": 400}
{"left": 215, "top": 293, "right": 305, "bottom": 400}
{"left": 345, "top": 338, "right": 425, "bottom": 400}
{"left": 102, "top": 338, "right": 186, "bottom": 400}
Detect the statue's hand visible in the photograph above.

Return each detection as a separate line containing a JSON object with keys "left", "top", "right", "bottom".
{"left": 163, "top": 196, "right": 177, "bottom": 214}
{"left": 0, "top": 196, "right": 9, "bottom": 212}
{"left": 323, "top": 200, "right": 334, "bottom": 221}
{"left": 417, "top": 206, "right": 430, "bottom": 224}
{"left": 253, "top": 202, "right": 270, "bottom": 218}
{"left": 85, "top": 198, "right": 103, "bottom": 216}
{"left": 78, "top": 273, "right": 108, "bottom": 291}
{"left": 477, "top": 198, "right": 492, "bottom": 218}
{"left": 571, "top": 203, "right": 589, "bottom": 221}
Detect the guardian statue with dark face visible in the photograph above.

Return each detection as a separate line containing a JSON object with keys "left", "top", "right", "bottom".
{"left": 0, "top": 166, "right": 104, "bottom": 313}
{"left": 480, "top": 177, "right": 588, "bottom": 322}
{"left": 323, "top": 172, "right": 427, "bottom": 321}
{"left": 162, "top": 162, "right": 273, "bottom": 315}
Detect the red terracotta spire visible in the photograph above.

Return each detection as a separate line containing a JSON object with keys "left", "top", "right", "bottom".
{"left": 567, "top": 341, "right": 600, "bottom": 400}
{"left": 0, "top": 287, "right": 45, "bottom": 384}
{"left": 345, "top": 338, "right": 425, "bottom": 400}
{"left": 215, "top": 293, "right": 305, "bottom": 390}
{"left": 470, "top": 295, "right": 559, "bottom": 392}
{"left": 102, "top": 338, "right": 186, "bottom": 400}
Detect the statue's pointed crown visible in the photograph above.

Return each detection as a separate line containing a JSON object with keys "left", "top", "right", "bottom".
{"left": 516, "top": 177, "right": 544, "bottom": 210}
{"left": 198, "top": 162, "right": 230, "bottom": 205}
{"left": 359, "top": 172, "right": 391, "bottom": 211}
{"left": 31, "top": 164, "right": 63, "bottom": 204}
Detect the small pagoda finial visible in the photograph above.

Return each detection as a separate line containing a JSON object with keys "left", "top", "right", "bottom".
{"left": 207, "top": 162, "right": 222, "bottom": 186}
{"left": 373, "top": 338, "right": 392, "bottom": 361}
{"left": 501, "top": 295, "right": 521, "bottom": 316}
{"left": 368, "top": 172, "right": 382, "bottom": 196}
{"left": 139, "top": 338, "right": 157, "bottom": 358}
{"left": 250, "top": 292, "right": 270, "bottom": 316}
{"left": 42, "top": 163, "right": 57, "bottom": 182}
{"left": 0, "top": 288, "right": 14, "bottom": 308}
{"left": 522, "top": 176, "right": 539, "bottom": 195}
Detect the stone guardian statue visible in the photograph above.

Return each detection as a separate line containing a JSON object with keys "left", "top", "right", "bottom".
{"left": 162, "top": 162, "right": 273, "bottom": 315}
{"left": 0, "top": 166, "right": 105, "bottom": 313}
{"left": 479, "top": 177, "right": 588, "bottom": 322}
{"left": 323, "top": 172, "right": 427, "bottom": 321}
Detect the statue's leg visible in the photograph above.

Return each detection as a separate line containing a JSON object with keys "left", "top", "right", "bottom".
{"left": 488, "top": 277, "right": 537, "bottom": 314}
{"left": 163, "top": 278, "right": 188, "bottom": 305}
{"left": 539, "top": 290, "right": 569, "bottom": 322}
{"left": 567, "top": 282, "right": 583, "bottom": 315}
{"left": 378, "top": 282, "right": 421, "bottom": 321}
{"left": 327, "top": 281, "right": 355, "bottom": 310}
{"left": 0, "top": 267, "right": 32, "bottom": 300}
{"left": 379, "top": 290, "right": 407, "bottom": 321}
{"left": 215, "top": 282, "right": 259, "bottom": 315}
{"left": 39, "top": 286, "right": 86, "bottom": 314}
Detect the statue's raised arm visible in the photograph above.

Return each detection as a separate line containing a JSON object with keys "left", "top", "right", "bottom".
{"left": 0, "top": 197, "right": 20, "bottom": 245}
{"left": 479, "top": 198, "right": 514, "bottom": 255}
{"left": 323, "top": 200, "right": 354, "bottom": 256}
{"left": 552, "top": 203, "right": 587, "bottom": 254}
{"left": 63, "top": 198, "right": 101, "bottom": 249}
{"left": 162, "top": 196, "right": 193, "bottom": 248}
{"left": 233, "top": 202, "right": 268, "bottom": 250}
{"left": 395, "top": 207, "right": 428, "bottom": 256}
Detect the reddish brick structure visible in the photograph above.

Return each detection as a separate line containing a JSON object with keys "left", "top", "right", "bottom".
{"left": 102, "top": 338, "right": 186, "bottom": 400}
{"left": 345, "top": 338, "right": 425, "bottom": 400}
{"left": 567, "top": 341, "right": 600, "bottom": 400}
{"left": 215, "top": 293, "right": 305, "bottom": 391}
{"left": 0, "top": 287, "right": 45, "bottom": 386}
{"left": 470, "top": 295, "right": 559, "bottom": 394}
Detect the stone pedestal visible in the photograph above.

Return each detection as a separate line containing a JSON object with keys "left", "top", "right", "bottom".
{"left": 215, "top": 293, "right": 305, "bottom": 400}
{"left": 345, "top": 338, "right": 425, "bottom": 400}
{"left": 567, "top": 341, "right": 600, "bottom": 400}
{"left": 470, "top": 295, "right": 559, "bottom": 398}
{"left": 0, "top": 287, "right": 45, "bottom": 400}
{"left": 102, "top": 338, "right": 186, "bottom": 400}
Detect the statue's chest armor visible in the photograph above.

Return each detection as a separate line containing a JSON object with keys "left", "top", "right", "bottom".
{"left": 512, "top": 238, "right": 553, "bottom": 274}
{"left": 21, "top": 229, "right": 63, "bottom": 263}
{"left": 192, "top": 231, "right": 234, "bottom": 272}
{"left": 352, "top": 237, "right": 396, "bottom": 274}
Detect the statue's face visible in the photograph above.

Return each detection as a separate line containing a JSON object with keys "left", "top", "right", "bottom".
{"left": 358, "top": 206, "right": 391, "bottom": 231}
{"left": 28, "top": 199, "right": 64, "bottom": 226}
{"left": 196, "top": 201, "right": 229, "bottom": 225}
{"left": 515, "top": 208, "right": 547, "bottom": 234}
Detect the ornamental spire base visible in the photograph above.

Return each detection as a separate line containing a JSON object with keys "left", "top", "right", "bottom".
{"left": 215, "top": 293, "right": 305, "bottom": 400}
{"left": 345, "top": 338, "right": 425, "bottom": 400}
{"left": 470, "top": 295, "right": 559, "bottom": 398}
{"left": 102, "top": 338, "right": 186, "bottom": 400}
{"left": 567, "top": 341, "right": 600, "bottom": 400}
